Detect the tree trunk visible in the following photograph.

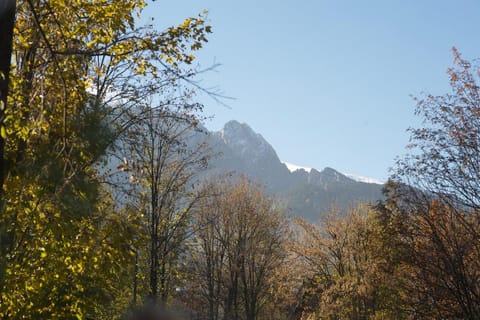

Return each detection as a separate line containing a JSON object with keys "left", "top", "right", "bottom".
{"left": 0, "top": 0, "right": 16, "bottom": 297}
{"left": 0, "top": 0, "right": 15, "bottom": 192}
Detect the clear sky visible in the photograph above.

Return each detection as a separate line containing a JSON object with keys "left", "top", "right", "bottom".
{"left": 145, "top": 0, "right": 480, "bottom": 182}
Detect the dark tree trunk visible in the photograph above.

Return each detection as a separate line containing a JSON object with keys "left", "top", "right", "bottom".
{"left": 0, "top": 0, "right": 15, "bottom": 192}
{"left": 0, "top": 0, "right": 15, "bottom": 296}
{"left": 133, "top": 250, "right": 139, "bottom": 305}
{"left": 150, "top": 209, "right": 159, "bottom": 302}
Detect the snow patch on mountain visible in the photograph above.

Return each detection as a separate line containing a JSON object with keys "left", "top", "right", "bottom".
{"left": 344, "top": 173, "right": 384, "bottom": 185}
{"left": 282, "top": 161, "right": 312, "bottom": 173}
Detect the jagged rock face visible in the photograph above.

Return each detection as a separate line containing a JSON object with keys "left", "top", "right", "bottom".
{"left": 197, "top": 120, "right": 384, "bottom": 221}
{"left": 203, "top": 120, "right": 291, "bottom": 190}
{"left": 217, "top": 120, "right": 278, "bottom": 163}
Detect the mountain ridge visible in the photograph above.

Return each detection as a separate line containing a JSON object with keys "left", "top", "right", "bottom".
{"left": 198, "top": 120, "right": 384, "bottom": 221}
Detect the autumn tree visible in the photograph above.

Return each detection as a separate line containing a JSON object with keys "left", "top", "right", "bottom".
{"left": 377, "top": 198, "right": 480, "bottom": 319}
{"left": 113, "top": 104, "right": 210, "bottom": 305}
{"left": 185, "top": 179, "right": 289, "bottom": 320}
{"left": 393, "top": 48, "right": 480, "bottom": 211}
{"left": 388, "top": 48, "right": 480, "bottom": 319}
{"left": 292, "top": 206, "right": 405, "bottom": 320}
{"left": 0, "top": 0, "right": 212, "bottom": 318}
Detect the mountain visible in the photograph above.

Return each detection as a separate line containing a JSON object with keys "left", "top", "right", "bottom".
{"left": 197, "top": 120, "right": 384, "bottom": 221}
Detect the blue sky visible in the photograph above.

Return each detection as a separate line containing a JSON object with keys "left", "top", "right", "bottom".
{"left": 145, "top": 0, "right": 480, "bottom": 181}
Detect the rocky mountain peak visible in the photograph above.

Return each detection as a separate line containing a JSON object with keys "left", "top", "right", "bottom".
{"left": 217, "top": 120, "right": 280, "bottom": 164}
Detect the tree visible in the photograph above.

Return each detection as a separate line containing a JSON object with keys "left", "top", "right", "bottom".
{"left": 0, "top": 0, "right": 212, "bottom": 318}
{"left": 379, "top": 199, "right": 480, "bottom": 319}
{"left": 393, "top": 48, "right": 480, "bottom": 211}
{"left": 115, "top": 104, "right": 210, "bottom": 305}
{"left": 186, "top": 179, "right": 289, "bottom": 320}
{"left": 291, "top": 206, "right": 405, "bottom": 320}
{"left": 389, "top": 48, "right": 480, "bottom": 319}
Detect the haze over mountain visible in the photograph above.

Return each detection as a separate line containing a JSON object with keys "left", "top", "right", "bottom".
{"left": 199, "top": 120, "right": 384, "bottom": 221}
